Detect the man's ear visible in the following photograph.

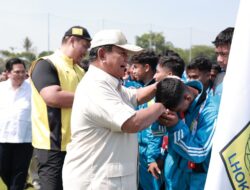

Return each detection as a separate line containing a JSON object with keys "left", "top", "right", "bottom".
{"left": 144, "top": 64, "right": 150, "bottom": 72}
{"left": 6, "top": 71, "right": 11, "bottom": 78}
{"left": 97, "top": 48, "right": 106, "bottom": 62}
{"left": 68, "top": 36, "right": 76, "bottom": 47}
{"left": 167, "top": 71, "right": 173, "bottom": 76}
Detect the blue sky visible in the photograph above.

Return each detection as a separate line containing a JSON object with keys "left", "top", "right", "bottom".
{"left": 0, "top": 0, "right": 239, "bottom": 53}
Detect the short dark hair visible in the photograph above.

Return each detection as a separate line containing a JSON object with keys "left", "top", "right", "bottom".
{"left": 88, "top": 45, "right": 113, "bottom": 62}
{"left": 165, "top": 49, "right": 180, "bottom": 57}
{"left": 158, "top": 55, "right": 185, "bottom": 78}
{"left": 156, "top": 78, "right": 186, "bottom": 110}
{"left": 212, "top": 27, "right": 234, "bottom": 47}
{"left": 211, "top": 62, "right": 221, "bottom": 73}
{"left": 79, "top": 59, "right": 90, "bottom": 72}
{"left": 187, "top": 56, "right": 212, "bottom": 73}
{"left": 5, "top": 58, "right": 26, "bottom": 72}
{"left": 62, "top": 35, "right": 86, "bottom": 44}
{"left": 130, "top": 50, "right": 158, "bottom": 72}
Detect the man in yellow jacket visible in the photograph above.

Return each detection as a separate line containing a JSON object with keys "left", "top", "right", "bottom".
{"left": 30, "top": 26, "right": 91, "bottom": 190}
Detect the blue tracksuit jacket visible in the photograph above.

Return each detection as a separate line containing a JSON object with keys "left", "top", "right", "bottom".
{"left": 212, "top": 71, "right": 226, "bottom": 107}
{"left": 123, "top": 76, "right": 143, "bottom": 89}
{"left": 138, "top": 98, "right": 166, "bottom": 190}
{"left": 164, "top": 81, "right": 218, "bottom": 190}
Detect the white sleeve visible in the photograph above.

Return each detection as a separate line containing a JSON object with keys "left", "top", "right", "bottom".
{"left": 87, "top": 82, "right": 137, "bottom": 132}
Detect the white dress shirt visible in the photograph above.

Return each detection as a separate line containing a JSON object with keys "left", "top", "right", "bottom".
{"left": 0, "top": 79, "right": 32, "bottom": 143}
{"left": 63, "top": 65, "right": 138, "bottom": 190}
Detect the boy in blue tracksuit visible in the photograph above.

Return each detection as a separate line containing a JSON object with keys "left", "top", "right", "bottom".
{"left": 123, "top": 63, "right": 143, "bottom": 89}
{"left": 155, "top": 78, "right": 218, "bottom": 190}
{"left": 130, "top": 50, "right": 164, "bottom": 190}
{"left": 212, "top": 27, "right": 234, "bottom": 106}
{"left": 138, "top": 98, "right": 166, "bottom": 190}
{"left": 147, "top": 54, "right": 186, "bottom": 187}
{"left": 186, "top": 56, "right": 214, "bottom": 96}
{"left": 123, "top": 74, "right": 143, "bottom": 89}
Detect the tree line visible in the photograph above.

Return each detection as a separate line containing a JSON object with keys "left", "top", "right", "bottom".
{"left": 0, "top": 32, "right": 216, "bottom": 72}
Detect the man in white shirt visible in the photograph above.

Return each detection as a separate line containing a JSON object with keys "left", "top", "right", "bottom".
{"left": 0, "top": 58, "right": 33, "bottom": 190}
{"left": 62, "top": 30, "right": 167, "bottom": 190}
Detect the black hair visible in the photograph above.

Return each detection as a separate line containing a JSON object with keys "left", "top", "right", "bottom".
{"left": 212, "top": 27, "right": 234, "bottom": 47}
{"left": 156, "top": 78, "right": 186, "bottom": 110}
{"left": 62, "top": 36, "right": 69, "bottom": 44}
{"left": 158, "top": 55, "right": 185, "bottom": 78}
{"left": 211, "top": 62, "right": 221, "bottom": 73}
{"left": 5, "top": 58, "right": 26, "bottom": 72}
{"left": 79, "top": 59, "right": 90, "bottom": 72}
{"left": 88, "top": 45, "right": 113, "bottom": 62}
{"left": 165, "top": 49, "right": 180, "bottom": 57}
{"left": 130, "top": 50, "right": 158, "bottom": 72}
{"left": 187, "top": 56, "right": 212, "bottom": 73}
{"left": 61, "top": 35, "right": 86, "bottom": 44}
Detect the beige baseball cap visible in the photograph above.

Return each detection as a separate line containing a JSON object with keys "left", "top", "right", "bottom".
{"left": 90, "top": 29, "right": 143, "bottom": 52}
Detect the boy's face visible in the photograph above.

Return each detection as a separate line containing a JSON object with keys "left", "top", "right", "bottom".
{"left": 132, "top": 63, "right": 147, "bottom": 82}
{"left": 215, "top": 44, "right": 230, "bottom": 71}
{"left": 172, "top": 93, "right": 192, "bottom": 113}
{"left": 154, "top": 64, "right": 172, "bottom": 82}
{"left": 186, "top": 69, "right": 210, "bottom": 88}
{"left": 210, "top": 68, "right": 219, "bottom": 82}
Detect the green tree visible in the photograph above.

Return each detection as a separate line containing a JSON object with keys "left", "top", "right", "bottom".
{"left": 18, "top": 52, "right": 37, "bottom": 68}
{"left": 191, "top": 45, "right": 216, "bottom": 62}
{"left": 135, "top": 32, "right": 216, "bottom": 65}
{"left": 0, "top": 58, "right": 5, "bottom": 72}
{"left": 136, "top": 32, "right": 167, "bottom": 55}
{"left": 166, "top": 45, "right": 216, "bottom": 65}
{"left": 171, "top": 47, "right": 190, "bottom": 64}
{"left": 38, "top": 51, "right": 54, "bottom": 58}
{"left": 0, "top": 49, "right": 17, "bottom": 72}
{"left": 23, "top": 37, "right": 33, "bottom": 52}
{"left": 0, "top": 50, "right": 16, "bottom": 58}
{"left": 165, "top": 41, "right": 175, "bottom": 50}
{"left": 0, "top": 49, "right": 36, "bottom": 70}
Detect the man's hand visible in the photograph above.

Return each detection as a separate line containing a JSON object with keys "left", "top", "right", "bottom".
{"left": 159, "top": 109, "right": 178, "bottom": 127}
{"left": 148, "top": 162, "right": 161, "bottom": 179}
